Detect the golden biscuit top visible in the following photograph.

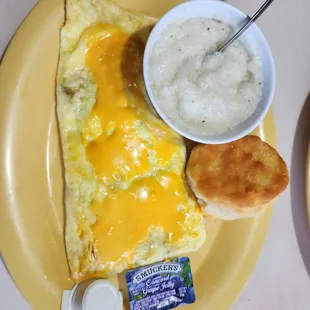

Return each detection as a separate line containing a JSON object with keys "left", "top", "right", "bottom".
{"left": 186, "top": 135, "right": 289, "bottom": 208}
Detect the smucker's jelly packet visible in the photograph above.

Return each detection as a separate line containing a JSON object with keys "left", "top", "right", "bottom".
{"left": 126, "top": 256, "right": 195, "bottom": 310}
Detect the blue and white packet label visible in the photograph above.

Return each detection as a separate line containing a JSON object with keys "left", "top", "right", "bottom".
{"left": 126, "top": 257, "right": 195, "bottom": 310}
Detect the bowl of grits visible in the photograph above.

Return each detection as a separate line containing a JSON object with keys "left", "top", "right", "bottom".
{"left": 143, "top": 0, "right": 275, "bottom": 144}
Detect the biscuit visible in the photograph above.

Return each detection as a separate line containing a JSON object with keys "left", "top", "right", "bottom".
{"left": 186, "top": 135, "right": 289, "bottom": 220}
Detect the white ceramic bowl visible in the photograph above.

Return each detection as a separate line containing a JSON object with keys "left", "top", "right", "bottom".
{"left": 143, "top": 0, "right": 275, "bottom": 144}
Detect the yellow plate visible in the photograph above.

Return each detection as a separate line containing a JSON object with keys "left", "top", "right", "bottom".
{"left": 0, "top": 0, "right": 276, "bottom": 309}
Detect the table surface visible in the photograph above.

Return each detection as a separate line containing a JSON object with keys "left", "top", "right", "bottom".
{"left": 1, "top": 0, "right": 310, "bottom": 309}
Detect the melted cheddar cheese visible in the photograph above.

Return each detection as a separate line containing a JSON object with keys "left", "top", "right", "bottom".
{"left": 85, "top": 25, "right": 180, "bottom": 184}
{"left": 91, "top": 173, "right": 187, "bottom": 267}
{"left": 83, "top": 25, "right": 192, "bottom": 269}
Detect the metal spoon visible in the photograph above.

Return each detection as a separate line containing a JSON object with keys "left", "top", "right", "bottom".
{"left": 218, "top": 0, "right": 275, "bottom": 52}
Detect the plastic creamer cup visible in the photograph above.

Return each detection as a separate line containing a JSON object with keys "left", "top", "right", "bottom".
{"left": 62, "top": 279, "right": 123, "bottom": 310}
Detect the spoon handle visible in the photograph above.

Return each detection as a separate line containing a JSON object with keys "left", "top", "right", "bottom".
{"left": 218, "top": 0, "right": 275, "bottom": 52}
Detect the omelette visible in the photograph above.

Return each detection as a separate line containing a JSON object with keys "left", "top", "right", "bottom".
{"left": 57, "top": 0, "right": 206, "bottom": 282}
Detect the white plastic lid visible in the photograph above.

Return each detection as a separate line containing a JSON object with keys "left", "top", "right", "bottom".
{"left": 82, "top": 280, "right": 122, "bottom": 310}
{"left": 62, "top": 279, "right": 123, "bottom": 310}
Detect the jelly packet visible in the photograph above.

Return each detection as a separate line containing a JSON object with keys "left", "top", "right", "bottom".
{"left": 126, "top": 257, "right": 195, "bottom": 310}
